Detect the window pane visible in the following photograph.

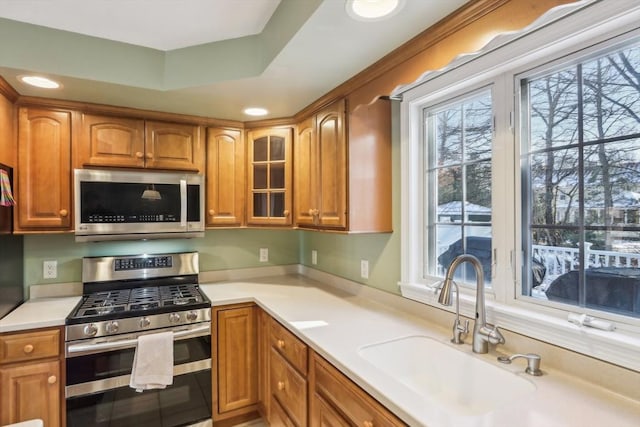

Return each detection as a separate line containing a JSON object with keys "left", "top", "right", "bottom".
{"left": 528, "top": 69, "right": 579, "bottom": 151}
{"left": 253, "top": 193, "right": 267, "bottom": 217}
{"left": 270, "top": 163, "right": 285, "bottom": 189}
{"left": 270, "top": 192, "right": 285, "bottom": 217}
{"left": 253, "top": 165, "right": 268, "bottom": 189}
{"left": 427, "top": 89, "right": 493, "bottom": 285}
{"left": 436, "top": 166, "right": 462, "bottom": 214}
{"left": 583, "top": 46, "right": 640, "bottom": 142}
{"left": 584, "top": 139, "right": 640, "bottom": 226}
{"left": 466, "top": 161, "right": 491, "bottom": 222}
{"left": 464, "top": 96, "right": 492, "bottom": 161}
{"left": 254, "top": 137, "right": 268, "bottom": 161}
{"left": 530, "top": 148, "right": 580, "bottom": 226}
{"left": 270, "top": 136, "right": 285, "bottom": 161}
{"left": 434, "top": 108, "right": 462, "bottom": 166}
{"left": 522, "top": 41, "right": 640, "bottom": 319}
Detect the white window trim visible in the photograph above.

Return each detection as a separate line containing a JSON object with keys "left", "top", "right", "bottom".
{"left": 397, "top": 0, "right": 640, "bottom": 372}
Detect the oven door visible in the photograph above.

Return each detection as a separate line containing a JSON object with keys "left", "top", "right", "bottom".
{"left": 65, "top": 325, "right": 211, "bottom": 427}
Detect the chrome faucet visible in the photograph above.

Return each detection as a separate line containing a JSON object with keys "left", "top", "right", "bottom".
{"left": 437, "top": 254, "right": 505, "bottom": 353}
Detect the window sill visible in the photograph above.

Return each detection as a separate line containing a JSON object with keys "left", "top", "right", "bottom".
{"left": 399, "top": 281, "right": 640, "bottom": 372}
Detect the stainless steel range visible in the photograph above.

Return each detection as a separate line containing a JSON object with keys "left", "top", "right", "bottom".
{"left": 65, "top": 252, "right": 212, "bottom": 427}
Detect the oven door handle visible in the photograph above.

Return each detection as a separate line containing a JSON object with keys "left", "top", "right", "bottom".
{"left": 67, "top": 324, "right": 210, "bottom": 355}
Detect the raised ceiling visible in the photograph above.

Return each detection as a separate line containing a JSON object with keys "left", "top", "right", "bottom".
{"left": 0, "top": 0, "right": 468, "bottom": 121}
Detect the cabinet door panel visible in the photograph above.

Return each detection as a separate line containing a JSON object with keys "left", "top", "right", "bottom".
{"left": 294, "top": 117, "right": 317, "bottom": 226}
{"left": 79, "top": 114, "right": 145, "bottom": 168}
{"left": 0, "top": 360, "right": 60, "bottom": 427}
{"left": 145, "top": 121, "right": 203, "bottom": 172}
{"left": 206, "top": 128, "right": 245, "bottom": 226}
{"left": 217, "top": 306, "right": 258, "bottom": 413}
{"left": 316, "top": 100, "right": 347, "bottom": 228}
{"left": 310, "top": 392, "right": 350, "bottom": 427}
{"left": 247, "top": 128, "right": 292, "bottom": 226}
{"left": 17, "top": 108, "right": 71, "bottom": 230}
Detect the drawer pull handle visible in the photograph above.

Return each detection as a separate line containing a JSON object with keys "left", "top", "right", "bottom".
{"left": 277, "top": 381, "right": 285, "bottom": 391}
{"left": 48, "top": 375, "right": 57, "bottom": 384}
{"left": 209, "top": 209, "right": 215, "bottom": 216}
{"left": 146, "top": 153, "right": 153, "bottom": 160}
{"left": 135, "top": 151, "right": 144, "bottom": 159}
{"left": 363, "top": 421, "right": 374, "bottom": 427}
{"left": 23, "top": 344, "right": 34, "bottom": 354}
{"left": 277, "top": 339, "right": 285, "bottom": 349}
{"left": 59, "top": 209, "right": 68, "bottom": 217}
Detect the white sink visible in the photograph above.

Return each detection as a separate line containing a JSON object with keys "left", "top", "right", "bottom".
{"left": 358, "top": 335, "right": 536, "bottom": 416}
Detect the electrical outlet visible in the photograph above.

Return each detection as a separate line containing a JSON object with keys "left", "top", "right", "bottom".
{"left": 311, "top": 250, "right": 318, "bottom": 265}
{"left": 43, "top": 260, "right": 57, "bottom": 279}
{"left": 360, "top": 259, "right": 369, "bottom": 279}
{"left": 259, "top": 248, "right": 269, "bottom": 262}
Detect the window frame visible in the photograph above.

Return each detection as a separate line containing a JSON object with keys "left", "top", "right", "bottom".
{"left": 398, "top": 0, "right": 640, "bottom": 371}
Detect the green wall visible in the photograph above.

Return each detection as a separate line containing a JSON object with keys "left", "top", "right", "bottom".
{"left": 23, "top": 103, "right": 402, "bottom": 295}
{"left": 24, "top": 229, "right": 299, "bottom": 289}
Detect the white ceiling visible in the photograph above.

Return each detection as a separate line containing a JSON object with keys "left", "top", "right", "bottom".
{"left": 0, "top": 0, "right": 469, "bottom": 121}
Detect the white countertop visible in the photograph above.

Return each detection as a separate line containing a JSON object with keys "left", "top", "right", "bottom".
{"left": 0, "top": 274, "right": 638, "bottom": 426}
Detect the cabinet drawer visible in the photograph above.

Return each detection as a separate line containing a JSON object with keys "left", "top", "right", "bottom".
{"left": 312, "top": 354, "right": 405, "bottom": 427}
{"left": 271, "top": 348, "right": 307, "bottom": 427}
{"left": 0, "top": 329, "right": 60, "bottom": 364}
{"left": 270, "top": 319, "right": 308, "bottom": 375}
{"left": 270, "top": 395, "right": 297, "bottom": 427}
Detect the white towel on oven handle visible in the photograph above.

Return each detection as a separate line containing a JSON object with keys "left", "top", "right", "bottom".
{"left": 129, "top": 331, "right": 174, "bottom": 392}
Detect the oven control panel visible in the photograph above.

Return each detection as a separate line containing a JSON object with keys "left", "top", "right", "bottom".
{"left": 114, "top": 255, "right": 173, "bottom": 271}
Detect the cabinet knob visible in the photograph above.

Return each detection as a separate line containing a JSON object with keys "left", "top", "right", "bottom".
{"left": 277, "top": 381, "right": 285, "bottom": 391}
{"left": 145, "top": 152, "right": 153, "bottom": 159}
{"left": 59, "top": 209, "right": 68, "bottom": 217}
{"left": 135, "top": 151, "right": 144, "bottom": 159}
{"left": 48, "top": 375, "right": 57, "bottom": 385}
{"left": 23, "top": 344, "right": 34, "bottom": 354}
{"left": 283, "top": 210, "right": 290, "bottom": 217}
{"left": 277, "top": 339, "right": 285, "bottom": 349}
{"left": 363, "top": 421, "right": 374, "bottom": 427}
{"left": 209, "top": 209, "right": 215, "bottom": 216}
{"left": 308, "top": 209, "right": 314, "bottom": 216}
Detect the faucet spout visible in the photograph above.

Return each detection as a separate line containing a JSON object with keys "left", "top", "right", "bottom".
{"left": 439, "top": 254, "right": 505, "bottom": 354}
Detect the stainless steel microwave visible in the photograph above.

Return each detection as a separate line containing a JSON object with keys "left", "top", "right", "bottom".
{"left": 74, "top": 169, "right": 204, "bottom": 242}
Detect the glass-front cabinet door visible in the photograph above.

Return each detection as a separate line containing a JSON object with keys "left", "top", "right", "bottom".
{"left": 247, "top": 127, "right": 292, "bottom": 226}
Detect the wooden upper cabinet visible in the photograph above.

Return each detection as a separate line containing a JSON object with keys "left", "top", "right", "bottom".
{"left": 294, "top": 98, "right": 348, "bottom": 231}
{"left": 247, "top": 127, "right": 293, "bottom": 226}
{"left": 79, "top": 114, "right": 145, "bottom": 168}
{"left": 16, "top": 107, "right": 72, "bottom": 230}
{"left": 145, "top": 121, "right": 204, "bottom": 172}
{"left": 294, "top": 116, "right": 317, "bottom": 227}
{"left": 206, "top": 127, "right": 245, "bottom": 227}
{"left": 77, "top": 114, "right": 204, "bottom": 172}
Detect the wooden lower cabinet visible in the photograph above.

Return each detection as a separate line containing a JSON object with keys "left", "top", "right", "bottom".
{"left": 309, "top": 351, "right": 406, "bottom": 427}
{"left": 0, "top": 328, "right": 63, "bottom": 427}
{"left": 213, "top": 304, "right": 260, "bottom": 423}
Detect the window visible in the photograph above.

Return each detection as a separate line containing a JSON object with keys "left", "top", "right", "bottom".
{"left": 521, "top": 43, "right": 640, "bottom": 319}
{"left": 399, "top": 0, "right": 640, "bottom": 371}
{"left": 426, "top": 90, "right": 493, "bottom": 285}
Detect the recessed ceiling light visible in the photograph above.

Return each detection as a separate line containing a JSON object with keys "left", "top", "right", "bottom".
{"left": 243, "top": 107, "right": 268, "bottom": 117}
{"left": 18, "top": 75, "right": 61, "bottom": 89}
{"left": 346, "top": 0, "right": 404, "bottom": 21}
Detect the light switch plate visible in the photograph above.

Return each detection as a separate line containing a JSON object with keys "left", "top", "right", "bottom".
{"left": 311, "top": 250, "right": 318, "bottom": 265}
{"left": 259, "top": 248, "right": 269, "bottom": 262}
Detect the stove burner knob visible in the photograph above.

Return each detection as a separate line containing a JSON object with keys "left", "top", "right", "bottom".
{"left": 83, "top": 324, "right": 98, "bottom": 337}
{"left": 105, "top": 321, "right": 119, "bottom": 334}
{"left": 140, "top": 317, "right": 151, "bottom": 328}
{"left": 169, "top": 313, "right": 181, "bottom": 323}
{"left": 186, "top": 311, "right": 198, "bottom": 321}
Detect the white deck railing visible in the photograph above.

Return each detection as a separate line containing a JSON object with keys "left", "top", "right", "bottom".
{"left": 436, "top": 242, "right": 640, "bottom": 286}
